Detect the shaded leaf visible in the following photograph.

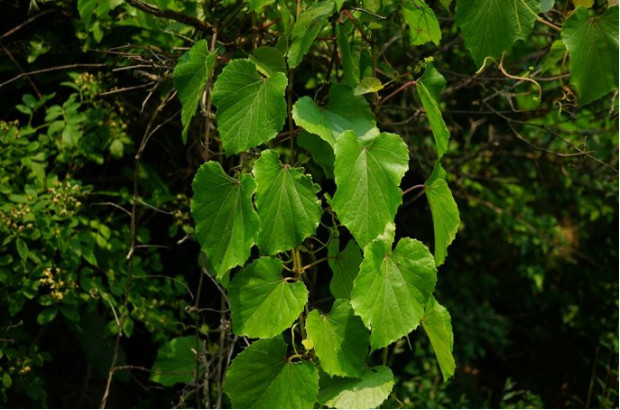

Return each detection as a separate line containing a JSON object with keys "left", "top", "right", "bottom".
{"left": 328, "top": 239, "right": 362, "bottom": 300}
{"left": 561, "top": 6, "right": 619, "bottom": 105}
{"left": 402, "top": 0, "right": 441, "bottom": 46}
{"left": 455, "top": 0, "right": 540, "bottom": 67}
{"left": 173, "top": 40, "right": 216, "bottom": 144}
{"left": 223, "top": 336, "right": 319, "bottom": 408}
{"left": 288, "top": 0, "right": 336, "bottom": 68}
{"left": 293, "top": 85, "right": 378, "bottom": 148}
{"left": 417, "top": 65, "right": 450, "bottom": 159}
{"left": 306, "top": 300, "right": 369, "bottom": 377}
{"left": 150, "top": 336, "right": 199, "bottom": 387}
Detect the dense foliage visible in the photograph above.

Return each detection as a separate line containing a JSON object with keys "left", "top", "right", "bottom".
{"left": 0, "top": 0, "right": 618, "bottom": 408}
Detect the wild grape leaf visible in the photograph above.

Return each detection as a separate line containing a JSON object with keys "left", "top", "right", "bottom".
{"left": 401, "top": 0, "right": 441, "bottom": 46}
{"left": 354, "top": 77, "right": 383, "bottom": 95}
{"left": 293, "top": 85, "right": 378, "bottom": 148}
{"left": 455, "top": 0, "right": 540, "bottom": 67}
{"left": 417, "top": 65, "right": 450, "bottom": 159}
{"left": 229, "top": 257, "right": 308, "bottom": 338}
{"left": 150, "top": 336, "right": 200, "bottom": 387}
{"left": 223, "top": 336, "right": 319, "bottom": 408}
{"left": 561, "top": 6, "right": 619, "bottom": 105}
{"left": 250, "top": 46, "right": 287, "bottom": 77}
{"left": 425, "top": 163, "right": 460, "bottom": 266}
{"left": 351, "top": 224, "right": 437, "bottom": 350}
{"left": 306, "top": 300, "right": 369, "bottom": 377}
{"left": 328, "top": 239, "right": 362, "bottom": 300}
{"left": 212, "top": 59, "right": 287, "bottom": 154}
{"left": 191, "top": 161, "right": 260, "bottom": 278}
{"left": 422, "top": 296, "right": 456, "bottom": 381}
{"left": 253, "top": 150, "right": 322, "bottom": 255}
{"left": 318, "top": 366, "right": 395, "bottom": 409}
{"left": 173, "top": 40, "right": 216, "bottom": 144}
{"left": 297, "top": 132, "right": 335, "bottom": 179}
{"left": 332, "top": 131, "right": 409, "bottom": 249}
{"left": 288, "top": 0, "right": 336, "bottom": 68}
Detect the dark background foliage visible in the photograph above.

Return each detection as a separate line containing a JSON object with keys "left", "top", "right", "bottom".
{"left": 0, "top": 0, "right": 617, "bottom": 408}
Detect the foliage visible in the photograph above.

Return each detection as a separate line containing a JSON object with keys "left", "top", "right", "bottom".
{"left": 0, "top": 0, "right": 617, "bottom": 408}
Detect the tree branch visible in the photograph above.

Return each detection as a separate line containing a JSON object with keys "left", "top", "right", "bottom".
{"left": 125, "top": 0, "right": 212, "bottom": 33}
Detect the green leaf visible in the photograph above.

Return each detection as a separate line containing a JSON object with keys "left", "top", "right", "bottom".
{"left": 401, "top": 0, "right": 442, "bottom": 46}
{"left": 253, "top": 149, "right": 322, "bottom": 255}
{"left": 77, "top": 0, "right": 97, "bottom": 26}
{"left": 417, "top": 66, "right": 450, "bottom": 159}
{"left": 306, "top": 300, "right": 369, "bottom": 377}
{"left": 293, "top": 85, "right": 378, "bottom": 148}
{"left": 337, "top": 22, "right": 361, "bottom": 87}
{"left": 229, "top": 257, "right": 308, "bottom": 338}
{"left": 455, "top": 0, "right": 540, "bottom": 67}
{"left": 250, "top": 46, "right": 287, "bottom": 77}
{"left": 246, "top": 0, "right": 276, "bottom": 12}
{"left": 419, "top": 63, "right": 446, "bottom": 102}
{"left": 332, "top": 131, "right": 409, "bottom": 249}
{"left": 328, "top": 239, "right": 362, "bottom": 300}
{"left": 354, "top": 77, "right": 384, "bottom": 95}
{"left": 37, "top": 307, "right": 58, "bottom": 325}
{"left": 150, "top": 336, "right": 199, "bottom": 387}
{"left": 318, "top": 366, "right": 395, "bottom": 409}
{"left": 561, "top": 6, "right": 619, "bottom": 105}
{"left": 422, "top": 296, "right": 456, "bottom": 381}
{"left": 297, "top": 132, "right": 335, "bottom": 179}
{"left": 173, "top": 40, "right": 216, "bottom": 144}
{"left": 439, "top": 0, "right": 452, "bottom": 10}
{"left": 424, "top": 163, "right": 460, "bottom": 266}
{"left": 16, "top": 238, "right": 29, "bottom": 260}
{"left": 191, "top": 161, "right": 260, "bottom": 278}
{"left": 223, "top": 336, "right": 319, "bottom": 408}
{"left": 288, "top": 0, "right": 336, "bottom": 68}
{"left": 2, "top": 373, "right": 12, "bottom": 389}
{"left": 212, "top": 59, "right": 287, "bottom": 154}
{"left": 351, "top": 224, "right": 437, "bottom": 350}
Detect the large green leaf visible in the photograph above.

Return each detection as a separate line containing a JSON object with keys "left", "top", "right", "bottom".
{"left": 351, "top": 224, "right": 437, "bottom": 350}
{"left": 318, "top": 366, "right": 395, "bottom": 409}
{"left": 455, "top": 0, "right": 540, "bottom": 67}
{"left": 328, "top": 239, "right": 362, "bottom": 300}
{"left": 306, "top": 300, "right": 369, "bottom": 377}
{"left": 223, "top": 336, "right": 319, "bottom": 408}
{"left": 250, "top": 46, "right": 287, "bottom": 77}
{"left": 288, "top": 0, "right": 336, "bottom": 68}
{"left": 561, "top": 6, "right": 619, "bottom": 105}
{"left": 425, "top": 163, "right": 460, "bottom": 266}
{"left": 401, "top": 0, "right": 441, "bottom": 46}
{"left": 293, "top": 85, "right": 378, "bottom": 148}
{"left": 229, "top": 257, "right": 308, "bottom": 339}
{"left": 253, "top": 149, "right": 322, "bottom": 255}
{"left": 212, "top": 59, "right": 287, "bottom": 154}
{"left": 422, "top": 296, "right": 456, "bottom": 381}
{"left": 417, "top": 65, "right": 450, "bottom": 159}
{"left": 150, "top": 336, "right": 199, "bottom": 387}
{"left": 191, "top": 161, "right": 260, "bottom": 278}
{"left": 173, "top": 40, "right": 216, "bottom": 144}
{"left": 336, "top": 22, "right": 361, "bottom": 87}
{"left": 332, "top": 131, "right": 409, "bottom": 249}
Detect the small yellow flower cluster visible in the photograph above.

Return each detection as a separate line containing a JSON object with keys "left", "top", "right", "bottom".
{"left": 39, "top": 267, "right": 77, "bottom": 301}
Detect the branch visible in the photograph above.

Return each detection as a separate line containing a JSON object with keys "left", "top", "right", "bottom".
{"left": 125, "top": 0, "right": 212, "bottom": 33}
